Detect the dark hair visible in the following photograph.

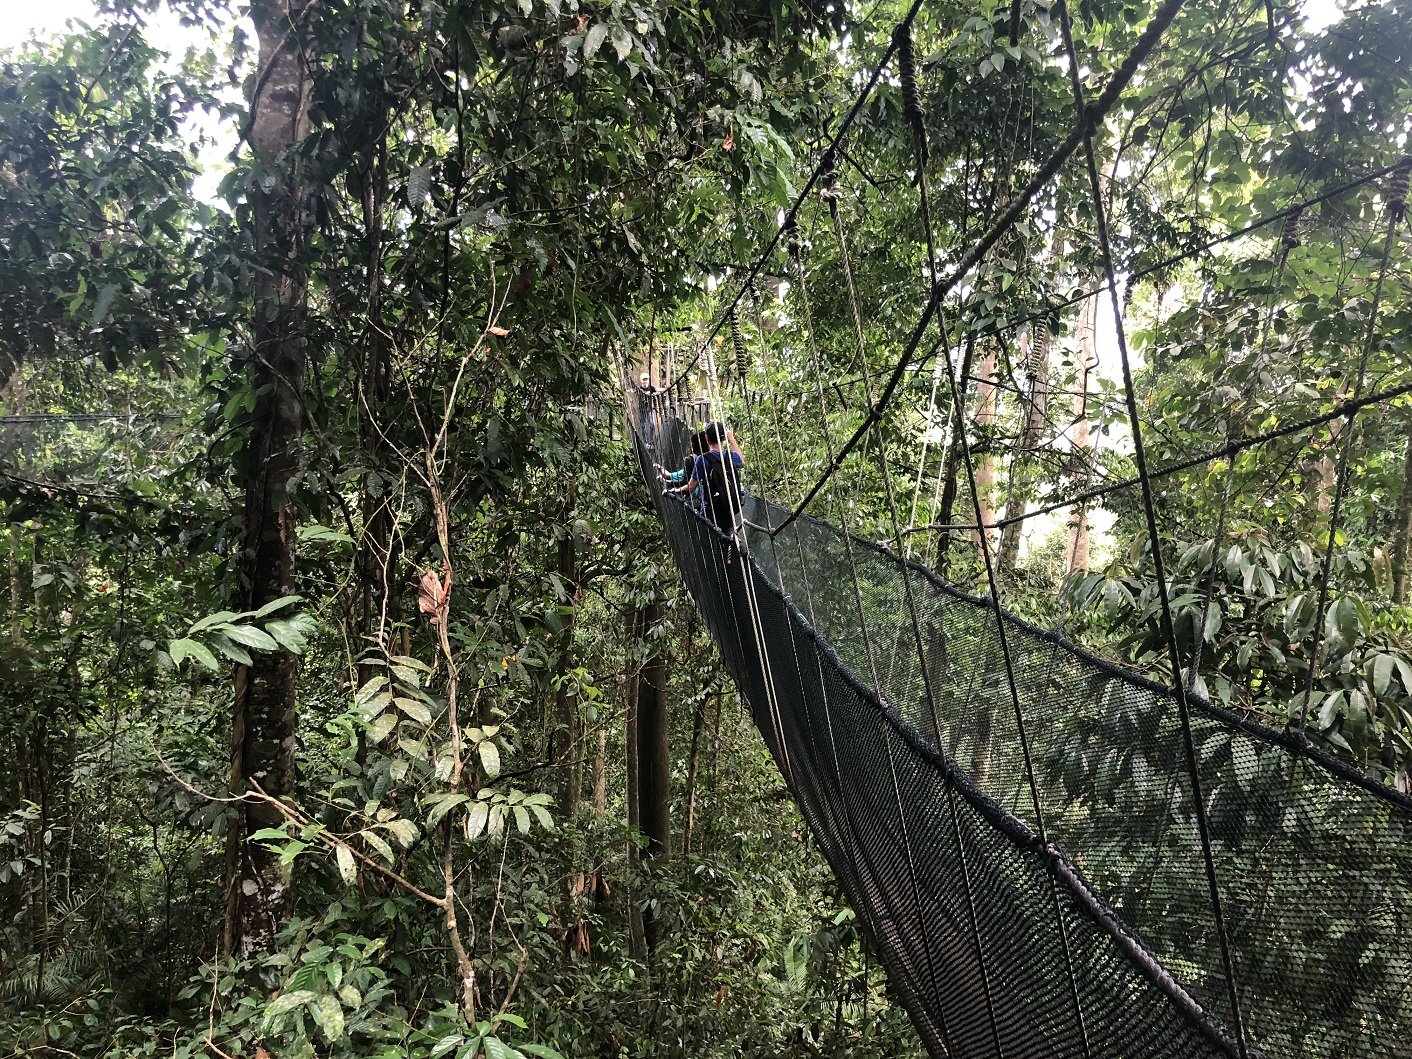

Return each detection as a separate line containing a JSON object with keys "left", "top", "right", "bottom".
{"left": 681, "top": 456, "right": 695, "bottom": 474}
{"left": 703, "top": 421, "right": 726, "bottom": 445}
{"left": 689, "top": 430, "right": 709, "bottom": 455}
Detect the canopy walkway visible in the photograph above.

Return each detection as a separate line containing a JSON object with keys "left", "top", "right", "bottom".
{"left": 632, "top": 406, "right": 1412, "bottom": 1059}
{"left": 625, "top": 0, "right": 1412, "bottom": 1055}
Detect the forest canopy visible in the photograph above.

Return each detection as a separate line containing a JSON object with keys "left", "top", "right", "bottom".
{"left": 1, "top": 0, "right": 1409, "bottom": 1055}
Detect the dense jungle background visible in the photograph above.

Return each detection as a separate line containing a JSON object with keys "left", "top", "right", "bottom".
{"left": 1, "top": 0, "right": 1410, "bottom": 1055}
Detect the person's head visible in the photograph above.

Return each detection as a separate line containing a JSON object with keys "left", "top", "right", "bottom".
{"left": 704, "top": 421, "right": 726, "bottom": 449}
{"left": 689, "top": 430, "right": 708, "bottom": 456}
{"left": 682, "top": 456, "right": 695, "bottom": 475}
{"left": 639, "top": 372, "right": 651, "bottom": 388}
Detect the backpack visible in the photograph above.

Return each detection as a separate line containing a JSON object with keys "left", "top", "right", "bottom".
{"left": 702, "top": 450, "right": 743, "bottom": 529}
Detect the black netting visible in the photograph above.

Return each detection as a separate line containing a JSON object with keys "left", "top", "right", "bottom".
{"left": 633, "top": 399, "right": 1412, "bottom": 1059}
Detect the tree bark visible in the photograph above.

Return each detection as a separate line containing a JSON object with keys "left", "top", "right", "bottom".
{"left": 971, "top": 342, "right": 999, "bottom": 558}
{"left": 934, "top": 335, "right": 976, "bottom": 576}
{"left": 223, "top": 0, "right": 313, "bottom": 959}
{"left": 632, "top": 599, "right": 671, "bottom": 951}
{"left": 1390, "top": 431, "right": 1412, "bottom": 603}
{"left": 1067, "top": 291, "right": 1099, "bottom": 574}
{"left": 997, "top": 326, "right": 1051, "bottom": 572}
{"left": 629, "top": 601, "right": 672, "bottom": 960}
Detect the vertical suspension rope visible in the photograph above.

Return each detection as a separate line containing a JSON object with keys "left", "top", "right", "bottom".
{"left": 789, "top": 210, "right": 963, "bottom": 1058}
{"left": 838, "top": 25, "right": 1096, "bottom": 1052}
{"left": 900, "top": 78, "right": 1094, "bottom": 1059}
{"left": 1054, "top": 3, "right": 1248, "bottom": 1054}
{"left": 1296, "top": 159, "right": 1409, "bottom": 735}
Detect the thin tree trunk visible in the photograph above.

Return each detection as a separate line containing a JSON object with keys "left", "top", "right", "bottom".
{"left": 997, "top": 326, "right": 1051, "bottom": 572}
{"left": 934, "top": 335, "right": 977, "bottom": 576}
{"left": 358, "top": 130, "right": 397, "bottom": 681}
{"left": 1390, "top": 431, "right": 1412, "bottom": 603}
{"left": 633, "top": 599, "right": 671, "bottom": 952}
{"left": 223, "top": 0, "right": 313, "bottom": 959}
{"left": 624, "top": 606, "right": 645, "bottom": 957}
{"left": 681, "top": 687, "right": 707, "bottom": 855}
{"left": 552, "top": 467, "right": 582, "bottom": 817}
{"left": 591, "top": 725, "right": 608, "bottom": 819}
{"left": 1067, "top": 291, "right": 1099, "bottom": 574}
{"left": 971, "top": 342, "right": 999, "bottom": 557}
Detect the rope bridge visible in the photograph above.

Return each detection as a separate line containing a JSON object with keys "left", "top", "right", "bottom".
{"left": 626, "top": 0, "right": 1412, "bottom": 1054}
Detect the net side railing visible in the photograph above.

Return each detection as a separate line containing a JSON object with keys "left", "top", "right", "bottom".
{"left": 635, "top": 409, "right": 1244, "bottom": 1059}
{"left": 634, "top": 401, "right": 1412, "bottom": 1059}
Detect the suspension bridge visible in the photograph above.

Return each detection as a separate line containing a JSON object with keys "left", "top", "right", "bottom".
{"left": 627, "top": 0, "right": 1412, "bottom": 1055}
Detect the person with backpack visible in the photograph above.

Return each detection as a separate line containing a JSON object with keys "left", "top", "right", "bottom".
{"left": 670, "top": 421, "right": 744, "bottom": 537}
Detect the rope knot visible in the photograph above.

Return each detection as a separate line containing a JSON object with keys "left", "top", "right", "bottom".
{"left": 820, "top": 151, "right": 842, "bottom": 218}
{"left": 1279, "top": 206, "right": 1303, "bottom": 255}
{"left": 1389, "top": 156, "right": 1411, "bottom": 223}
{"left": 729, "top": 306, "right": 749, "bottom": 381}
{"left": 894, "top": 24, "right": 929, "bottom": 165}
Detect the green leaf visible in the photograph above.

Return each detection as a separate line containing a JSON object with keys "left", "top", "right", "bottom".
{"left": 367, "top": 713, "right": 398, "bottom": 742}
{"left": 91, "top": 282, "right": 119, "bottom": 325}
{"left": 221, "top": 623, "right": 280, "bottom": 651}
{"left": 425, "top": 793, "right": 470, "bottom": 828}
{"left": 611, "top": 27, "right": 633, "bottom": 61}
{"left": 1326, "top": 596, "right": 1360, "bottom": 651}
{"left": 266, "top": 614, "right": 316, "bottom": 654}
{"left": 264, "top": 989, "right": 317, "bottom": 1021}
{"left": 207, "top": 635, "right": 253, "bottom": 666}
{"left": 252, "top": 594, "right": 302, "bottom": 619}
{"left": 310, "top": 994, "right": 345, "bottom": 1041}
{"left": 361, "top": 829, "right": 394, "bottom": 863}
{"left": 479, "top": 740, "right": 501, "bottom": 779}
{"left": 297, "top": 524, "right": 355, "bottom": 544}
{"left": 169, "top": 637, "right": 219, "bottom": 672}
{"left": 483, "top": 1036, "right": 516, "bottom": 1059}
{"left": 1369, "top": 654, "right": 1395, "bottom": 698}
{"left": 583, "top": 22, "right": 609, "bottom": 60}
{"left": 517, "top": 1045, "right": 568, "bottom": 1059}
{"left": 1395, "top": 656, "right": 1412, "bottom": 695}
{"left": 513, "top": 805, "right": 531, "bottom": 833}
{"left": 355, "top": 675, "right": 388, "bottom": 704}
{"left": 335, "top": 844, "right": 356, "bottom": 886}
{"left": 464, "top": 801, "right": 491, "bottom": 840}
{"left": 431, "top": 1036, "right": 464, "bottom": 1059}
{"left": 383, "top": 818, "right": 418, "bottom": 847}
{"left": 396, "top": 697, "right": 433, "bottom": 724}
{"left": 1202, "top": 603, "right": 1222, "bottom": 643}
{"left": 1317, "top": 690, "right": 1345, "bottom": 730}
{"left": 189, "top": 609, "right": 241, "bottom": 633}
{"left": 530, "top": 805, "right": 554, "bottom": 830}
{"left": 249, "top": 826, "right": 290, "bottom": 842}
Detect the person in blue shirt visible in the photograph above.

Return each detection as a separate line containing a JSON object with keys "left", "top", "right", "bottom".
{"left": 657, "top": 456, "right": 695, "bottom": 488}
{"left": 671, "top": 422, "right": 744, "bottom": 534}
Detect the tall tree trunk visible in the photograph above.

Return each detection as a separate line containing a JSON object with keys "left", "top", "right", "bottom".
{"left": 971, "top": 342, "right": 999, "bottom": 558}
{"left": 1067, "top": 291, "right": 1099, "bottom": 574}
{"left": 633, "top": 598, "right": 671, "bottom": 951}
{"left": 624, "top": 606, "right": 645, "bottom": 957}
{"left": 997, "top": 326, "right": 1051, "bottom": 572}
{"left": 680, "top": 685, "right": 708, "bottom": 855}
{"left": 934, "top": 336, "right": 976, "bottom": 576}
{"left": 1390, "top": 432, "right": 1412, "bottom": 604}
{"left": 358, "top": 131, "right": 398, "bottom": 679}
{"left": 552, "top": 447, "right": 583, "bottom": 817}
{"left": 223, "top": 0, "right": 313, "bottom": 959}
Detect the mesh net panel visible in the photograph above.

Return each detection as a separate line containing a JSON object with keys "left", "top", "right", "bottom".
{"left": 634, "top": 399, "right": 1412, "bottom": 1059}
